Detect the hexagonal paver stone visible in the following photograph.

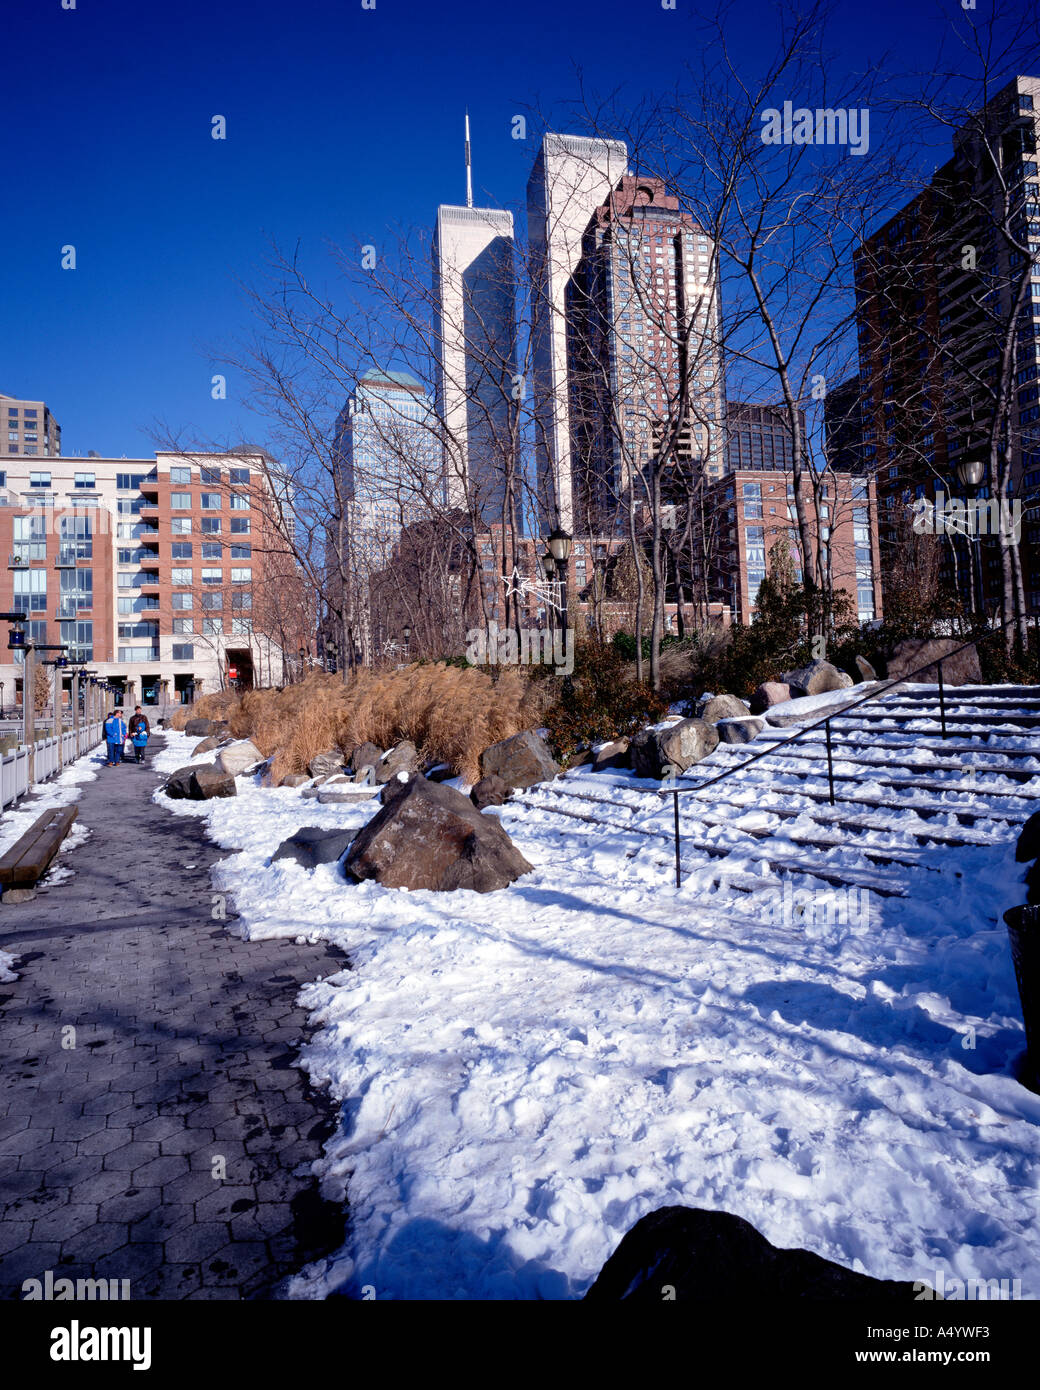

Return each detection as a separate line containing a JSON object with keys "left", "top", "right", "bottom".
{"left": 57, "top": 1222, "right": 128, "bottom": 1265}
{"left": 131, "top": 1154, "right": 190, "bottom": 1188}
{"left": 164, "top": 1224, "right": 232, "bottom": 1265}
{"left": 96, "top": 1186, "right": 161, "bottom": 1226}
{"left": 194, "top": 1186, "right": 257, "bottom": 1225}
{"left": 102, "top": 1140, "right": 160, "bottom": 1172}
{"left": 202, "top": 1240, "right": 269, "bottom": 1285}
{"left": 30, "top": 1205, "right": 98, "bottom": 1244}
{"left": 79, "top": 1128, "right": 133, "bottom": 1158}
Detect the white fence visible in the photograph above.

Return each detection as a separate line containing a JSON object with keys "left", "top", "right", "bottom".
{"left": 0, "top": 722, "right": 105, "bottom": 812}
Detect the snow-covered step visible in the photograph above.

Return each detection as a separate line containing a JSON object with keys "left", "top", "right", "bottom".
{"left": 711, "top": 743, "right": 1037, "bottom": 784}
{"left": 830, "top": 708, "right": 1040, "bottom": 729}
{"left": 515, "top": 786, "right": 911, "bottom": 896}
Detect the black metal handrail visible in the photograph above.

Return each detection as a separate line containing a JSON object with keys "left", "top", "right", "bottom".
{"left": 660, "top": 615, "right": 1028, "bottom": 887}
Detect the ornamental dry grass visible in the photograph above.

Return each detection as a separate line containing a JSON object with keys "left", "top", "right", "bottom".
{"left": 178, "top": 665, "right": 542, "bottom": 784}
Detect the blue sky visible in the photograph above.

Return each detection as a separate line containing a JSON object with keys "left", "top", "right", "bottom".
{"left": 0, "top": 0, "right": 1004, "bottom": 458}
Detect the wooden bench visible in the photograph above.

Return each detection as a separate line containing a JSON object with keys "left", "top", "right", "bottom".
{"left": 0, "top": 805, "right": 78, "bottom": 893}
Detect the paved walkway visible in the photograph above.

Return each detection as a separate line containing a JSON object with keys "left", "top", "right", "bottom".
{"left": 0, "top": 736, "right": 348, "bottom": 1300}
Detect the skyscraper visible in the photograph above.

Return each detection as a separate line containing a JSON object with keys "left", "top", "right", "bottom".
{"left": 433, "top": 122, "right": 517, "bottom": 525}
{"left": 567, "top": 175, "right": 724, "bottom": 531}
{"left": 527, "top": 132, "right": 629, "bottom": 530}
{"left": 333, "top": 370, "right": 441, "bottom": 659}
{"left": 1, "top": 392, "right": 61, "bottom": 456}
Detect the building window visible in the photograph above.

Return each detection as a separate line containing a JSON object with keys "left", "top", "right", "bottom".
{"left": 231, "top": 617, "right": 252, "bottom": 635}
{"left": 229, "top": 467, "right": 250, "bottom": 484}
{"left": 201, "top": 567, "right": 222, "bottom": 584}
{"left": 231, "top": 591, "right": 252, "bottom": 610}
{"left": 170, "top": 492, "right": 193, "bottom": 510}
{"left": 229, "top": 493, "right": 249, "bottom": 510}
{"left": 202, "top": 617, "right": 223, "bottom": 635}
{"left": 116, "top": 472, "right": 148, "bottom": 490}
{"left": 201, "top": 466, "right": 222, "bottom": 485}
{"left": 171, "top": 592, "right": 192, "bottom": 611}
{"left": 201, "top": 493, "right": 222, "bottom": 510}
{"left": 13, "top": 568, "right": 46, "bottom": 611}
{"left": 60, "top": 620, "right": 93, "bottom": 662}
{"left": 173, "top": 618, "right": 194, "bottom": 634}
{"left": 29, "top": 471, "right": 51, "bottom": 487}
{"left": 171, "top": 567, "right": 192, "bottom": 586}
{"left": 172, "top": 643, "right": 195, "bottom": 661}
{"left": 202, "top": 542, "right": 222, "bottom": 560}
{"left": 59, "top": 568, "right": 92, "bottom": 614}
{"left": 200, "top": 517, "right": 220, "bottom": 533}
{"left": 74, "top": 473, "right": 96, "bottom": 489}
{"left": 117, "top": 548, "right": 141, "bottom": 565}
{"left": 200, "top": 592, "right": 222, "bottom": 611}
{"left": 170, "top": 517, "right": 191, "bottom": 535}
{"left": 230, "top": 517, "right": 250, "bottom": 534}
{"left": 230, "top": 567, "right": 251, "bottom": 584}
{"left": 171, "top": 542, "right": 193, "bottom": 560}
{"left": 169, "top": 466, "right": 191, "bottom": 485}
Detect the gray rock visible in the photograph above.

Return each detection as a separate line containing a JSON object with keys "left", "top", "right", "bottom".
{"left": 592, "top": 738, "right": 631, "bottom": 772}
{"left": 215, "top": 739, "right": 263, "bottom": 776}
{"left": 700, "top": 693, "right": 751, "bottom": 725}
{"left": 183, "top": 718, "right": 228, "bottom": 738}
{"left": 855, "top": 654, "right": 877, "bottom": 682}
{"left": 716, "top": 715, "right": 765, "bottom": 745}
{"left": 192, "top": 736, "right": 220, "bottom": 756}
{"left": 584, "top": 1207, "right": 921, "bottom": 1302}
{"left": 2, "top": 887, "right": 37, "bottom": 905}
{"left": 426, "top": 763, "right": 455, "bottom": 783}
{"left": 765, "top": 690, "right": 861, "bottom": 728}
{"left": 271, "top": 827, "right": 356, "bottom": 869}
{"left": 164, "top": 762, "right": 237, "bottom": 800}
{"left": 781, "top": 659, "right": 853, "bottom": 696}
{"left": 749, "top": 681, "right": 793, "bottom": 715}
{"left": 375, "top": 740, "right": 419, "bottom": 784}
{"left": 344, "top": 777, "right": 532, "bottom": 893}
{"left": 281, "top": 774, "right": 310, "bottom": 789}
{"left": 630, "top": 718, "right": 719, "bottom": 780}
{"left": 308, "top": 750, "right": 344, "bottom": 779}
{"left": 352, "top": 765, "right": 377, "bottom": 787}
{"left": 885, "top": 637, "right": 981, "bottom": 686}
{"left": 480, "top": 730, "right": 559, "bottom": 790}
{"left": 349, "top": 741, "right": 382, "bottom": 775}
{"left": 470, "top": 774, "right": 510, "bottom": 810}
{"left": 318, "top": 788, "right": 380, "bottom": 804}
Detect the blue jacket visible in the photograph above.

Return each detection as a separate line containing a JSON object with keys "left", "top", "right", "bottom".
{"left": 104, "top": 715, "right": 127, "bottom": 744}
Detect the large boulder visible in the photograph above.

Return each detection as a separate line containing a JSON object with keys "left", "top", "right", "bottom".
{"left": 480, "top": 730, "right": 559, "bottom": 790}
{"left": 765, "top": 689, "right": 862, "bottom": 728}
{"left": 375, "top": 740, "right": 419, "bottom": 784}
{"left": 215, "top": 739, "right": 263, "bottom": 777}
{"left": 281, "top": 773, "right": 310, "bottom": 789}
{"left": 592, "top": 738, "right": 631, "bottom": 773}
{"left": 885, "top": 637, "right": 982, "bottom": 686}
{"left": 426, "top": 763, "right": 455, "bottom": 783}
{"left": 630, "top": 718, "right": 719, "bottom": 780}
{"left": 781, "top": 659, "right": 853, "bottom": 696}
{"left": 183, "top": 718, "right": 228, "bottom": 738}
{"left": 271, "top": 827, "right": 355, "bottom": 870}
{"left": 343, "top": 777, "right": 532, "bottom": 893}
{"left": 350, "top": 741, "right": 383, "bottom": 776}
{"left": 470, "top": 774, "right": 510, "bottom": 810}
{"left": 855, "top": 654, "right": 878, "bottom": 682}
{"left": 716, "top": 715, "right": 765, "bottom": 745}
{"left": 584, "top": 1207, "right": 920, "bottom": 1302}
{"left": 192, "top": 736, "right": 220, "bottom": 756}
{"left": 748, "top": 682, "right": 793, "bottom": 715}
{"left": 700, "top": 693, "right": 751, "bottom": 725}
{"left": 164, "top": 762, "right": 237, "bottom": 800}
{"left": 308, "top": 750, "right": 344, "bottom": 779}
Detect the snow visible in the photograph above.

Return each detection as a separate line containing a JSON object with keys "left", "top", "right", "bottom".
{"left": 152, "top": 715, "right": 1040, "bottom": 1301}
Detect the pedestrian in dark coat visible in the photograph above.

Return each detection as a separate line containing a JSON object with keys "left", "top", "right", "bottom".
{"left": 128, "top": 706, "right": 150, "bottom": 763}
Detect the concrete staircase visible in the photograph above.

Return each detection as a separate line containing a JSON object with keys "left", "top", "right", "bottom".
{"left": 512, "top": 684, "right": 1040, "bottom": 902}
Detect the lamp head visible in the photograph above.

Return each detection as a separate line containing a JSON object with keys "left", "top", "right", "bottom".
{"left": 956, "top": 454, "right": 985, "bottom": 490}
{"left": 547, "top": 526, "right": 572, "bottom": 562}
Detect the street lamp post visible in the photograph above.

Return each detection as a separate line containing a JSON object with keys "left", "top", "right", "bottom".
{"left": 547, "top": 527, "right": 573, "bottom": 638}
{"left": 956, "top": 452, "right": 986, "bottom": 619}
{"left": 298, "top": 647, "right": 306, "bottom": 681}
{"left": 401, "top": 625, "right": 411, "bottom": 662}
{"left": 541, "top": 551, "right": 557, "bottom": 636}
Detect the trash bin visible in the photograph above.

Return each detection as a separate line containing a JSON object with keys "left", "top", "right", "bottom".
{"left": 1003, "top": 904, "right": 1040, "bottom": 1092}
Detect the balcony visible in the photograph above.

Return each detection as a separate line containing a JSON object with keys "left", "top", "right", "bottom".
{"left": 138, "top": 502, "right": 159, "bottom": 519}
{"left": 138, "top": 575, "right": 160, "bottom": 591}
{"left": 137, "top": 526, "right": 161, "bottom": 546}
{"left": 55, "top": 603, "right": 91, "bottom": 621}
{"left": 7, "top": 553, "right": 30, "bottom": 569}
{"left": 139, "top": 476, "right": 160, "bottom": 497}
{"left": 54, "top": 548, "right": 92, "bottom": 568}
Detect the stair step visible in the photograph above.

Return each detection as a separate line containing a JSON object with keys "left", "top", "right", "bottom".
{"left": 714, "top": 743, "right": 1037, "bottom": 783}
{"left": 757, "top": 735, "right": 1040, "bottom": 761}
{"left": 830, "top": 708, "right": 1040, "bottom": 728}
{"left": 697, "top": 793, "right": 1009, "bottom": 848}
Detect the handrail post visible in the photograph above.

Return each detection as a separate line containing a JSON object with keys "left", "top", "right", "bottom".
{"left": 938, "top": 660, "right": 947, "bottom": 740}
{"left": 673, "top": 788, "right": 681, "bottom": 889}
{"left": 825, "top": 719, "right": 835, "bottom": 805}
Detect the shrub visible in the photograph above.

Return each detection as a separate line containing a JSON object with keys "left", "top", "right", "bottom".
{"left": 542, "top": 642, "right": 668, "bottom": 763}
{"left": 172, "top": 665, "right": 542, "bottom": 783}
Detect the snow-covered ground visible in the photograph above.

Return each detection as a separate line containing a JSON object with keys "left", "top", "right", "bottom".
{"left": 154, "top": 726, "right": 1040, "bottom": 1300}
{"left": 0, "top": 742, "right": 104, "bottom": 978}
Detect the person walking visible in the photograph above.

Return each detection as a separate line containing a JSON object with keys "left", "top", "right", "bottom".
{"left": 128, "top": 705, "right": 150, "bottom": 763}
{"left": 103, "top": 709, "right": 127, "bottom": 767}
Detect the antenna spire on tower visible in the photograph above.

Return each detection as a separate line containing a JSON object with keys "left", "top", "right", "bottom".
{"left": 464, "top": 110, "right": 473, "bottom": 208}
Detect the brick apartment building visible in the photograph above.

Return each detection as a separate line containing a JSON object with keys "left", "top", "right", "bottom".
{"left": 0, "top": 451, "right": 305, "bottom": 708}
{"left": 707, "top": 469, "right": 883, "bottom": 626}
